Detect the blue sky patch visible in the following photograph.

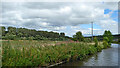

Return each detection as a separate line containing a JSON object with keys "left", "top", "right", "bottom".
{"left": 104, "top": 9, "right": 112, "bottom": 14}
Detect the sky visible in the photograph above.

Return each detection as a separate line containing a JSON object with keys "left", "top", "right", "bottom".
{"left": 0, "top": 2, "right": 119, "bottom": 37}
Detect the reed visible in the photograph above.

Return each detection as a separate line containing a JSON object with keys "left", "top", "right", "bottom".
{"left": 2, "top": 40, "right": 106, "bottom": 67}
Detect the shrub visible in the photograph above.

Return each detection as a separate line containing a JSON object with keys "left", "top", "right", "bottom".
{"left": 103, "top": 41, "right": 108, "bottom": 49}
{"left": 96, "top": 45, "right": 102, "bottom": 52}
{"left": 5, "top": 34, "right": 16, "bottom": 40}
{"left": 88, "top": 45, "right": 97, "bottom": 55}
{"left": 94, "top": 37, "right": 98, "bottom": 47}
{"left": 103, "top": 37, "right": 111, "bottom": 48}
{"left": 83, "top": 38, "right": 92, "bottom": 42}
{"left": 28, "top": 36, "right": 34, "bottom": 40}
{"left": 21, "top": 37, "right": 27, "bottom": 40}
{"left": 103, "top": 37, "right": 109, "bottom": 43}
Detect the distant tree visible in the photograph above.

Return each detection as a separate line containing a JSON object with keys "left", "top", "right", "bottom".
{"left": 73, "top": 31, "right": 84, "bottom": 41}
{"left": 72, "top": 35, "right": 77, "bottom": 41}
{"left": 35, "top": 35, "right": 43, "bottom": 40}
{"left": 103, "top": 30, "right": 113, "bottom": 44}
{"left": 5, "top": 33, "right": 16, "bottom": 40}
{"left": 8, "top": 27, "right": 17, "bottom": 35}
{"left": 28, "top": 36, "right": 34, "bottom": 40}
{"left": 60, "top": 32, "right": 65, "bottom": 37}
{"left": 1, "top": 26, "right": 6, "bottom": 36}
{"left": 2, "top": 26, "right": 71, "bottom": 41}
{"left": 18, "top": 33, "right": 23, "bottom": 37}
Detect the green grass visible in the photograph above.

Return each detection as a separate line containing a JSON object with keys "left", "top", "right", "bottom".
{"left": 2, "top": 40, "right": 106, "bottom": 67}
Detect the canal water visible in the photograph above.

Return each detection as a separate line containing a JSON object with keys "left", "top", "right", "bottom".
{"left": 56, "top": 43, "right": 120, "bottom": 67}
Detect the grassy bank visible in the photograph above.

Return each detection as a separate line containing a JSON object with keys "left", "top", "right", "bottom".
{"left": 2, "top": 40, "right": 108, "bottom": 67}
{"left": 112, "top": 41, "right": 120, "bottom": 44}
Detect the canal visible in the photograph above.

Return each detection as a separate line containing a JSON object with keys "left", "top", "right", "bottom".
{"left": 55, "top": 43, "right": 120, "bottom": 67}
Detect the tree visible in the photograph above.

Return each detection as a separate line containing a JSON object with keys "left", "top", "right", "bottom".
{"left": 5, "top": 33, "right": 16, "bottom": 40}
{"left": 60, "top": 32, "right": 65, "bottom": 37}
{"left": 1, "top": 26, "right": 6, "bottom": 36}
{"left": 35, "top": 35, "right": 43, "bottom": 40}
{"left": 1, "top": 26, "right": 71, "bottom": 41}
{"left": 103, "top": 30, "right": 113, "bottom": 44}
{"left": 103, "top": 30, "right": 108, "bottom": 37}
{"left": 73, "top": 31, "right": 84, "bottom": 41}
{"left": 28, "top": 36, "right": 34, "bottom": 40}
{"left": 8, "top": 27, "right": 17, "bottom": 35}
{"left": 107, "top": 30, "right": 113, "bottom": 43}
{"left": 18, "top": 33, "right": 23, "bottom": 37}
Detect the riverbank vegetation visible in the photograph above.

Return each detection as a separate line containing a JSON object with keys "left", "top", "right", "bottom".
{"left": 112, "top": 38, "right": 120, "bottom": 44}
{"left": 1, "top": 26, "right": 113, "bottom": 67}
{"left": 2, "top": 40, "right": 106, "bottom": 67}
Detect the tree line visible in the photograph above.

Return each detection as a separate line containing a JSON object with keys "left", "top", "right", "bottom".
{"left": 1, "top": 26, "right": 70, "bottom": 41}
{"left": 1, "top": 26, "right": 113, "bottom": 42}
{"left": 72, "top": 30, "right": 113, "bottom": 43}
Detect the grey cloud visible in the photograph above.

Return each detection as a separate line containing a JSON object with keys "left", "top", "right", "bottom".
{"left": 1, "top": 2, "right": 118, "bottom": 36}
{"left": 22, "top": 2, "right": 83, "bottom": 10}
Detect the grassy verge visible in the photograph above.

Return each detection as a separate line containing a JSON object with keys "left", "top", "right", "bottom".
{"left": 2, "top": 40, "right": 108, "bottom": 67}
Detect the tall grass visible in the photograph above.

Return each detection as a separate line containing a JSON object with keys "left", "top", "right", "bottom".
{"left": 2, "top": 40, "right": 105, "bottom": 67}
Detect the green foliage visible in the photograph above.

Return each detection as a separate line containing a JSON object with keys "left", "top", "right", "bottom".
{"left": 103, "top": 41, "right": 108, "bottom": 48}
{"left": 103, "top": 30, "right": 113, "bottom": 43}
{"left": 17, "top": 33, "right": 23, "bottom": 37}
{"left": 21, "top": 37, "right": 27, "bottom": 40}
{"left": 60, "top": 33, "right": 65, "bottom": 37}
{"left": 34, "top": 35, "right": 42, "bottom": 40}
{"left": 118, "top": 39, "right": 120, "bottom": 43}
{"left": 103, "top": 30, "right": 112, "bottom": 48}
{"left": 96, "top": 45, "right": 102, "bottom": 52}
{"left": 83, "top": 38, "right": 92, "bottom": 42}
{"left": 28, "top": 36, "right": 34, "bottom": 40}
{"left": 2, "top": 40, "right": 104, "bottom": 66}
{"left": 8, "top": 27, "right": 17, "bottom": 35}
{"left": 103, "top": 37, "right": 109, "bottom": 42}
{"left": 5, "top": 34, "right": 16, "bottom": 40}
{"left": 103, "top": 37, "right": 111, "bottom": 48}
{"left": 94, "top": 37, "right": 98, "bottom": 47}
{"left": 1, "top": 26, "right": 71, "bottom": 41}
{"left": 1, "top": 26, "right": 6, "bottom": 36}
{"left": 73, "top": 31, "right": 84, "bottom": 41}
{"left": 88, "top": 45, "right": 97, "bottom": 55}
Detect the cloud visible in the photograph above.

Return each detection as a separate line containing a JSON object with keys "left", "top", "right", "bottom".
{"left": 1, "top": 2, "right": 118, "bottom": 36}
{"left": 88, "top": 28, "right": 101, "bottom": 30}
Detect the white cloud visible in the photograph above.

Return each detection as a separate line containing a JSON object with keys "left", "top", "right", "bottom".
{"left": 88, "top": 28, "right": 101, "bottom": 30}
{"left": 1, "top": 2, "right": 118, "bottom": 36}
{"left": 59, "top": 6, "right": 71, "bottom": 13}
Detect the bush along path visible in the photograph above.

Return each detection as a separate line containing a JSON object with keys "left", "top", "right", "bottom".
{"left": 2, "top": 40, "right": 111, "bottom": 67}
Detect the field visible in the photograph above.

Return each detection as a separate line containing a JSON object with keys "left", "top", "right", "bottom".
{"left": 2, "top": 40, "right": 105, "bottom": 67}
